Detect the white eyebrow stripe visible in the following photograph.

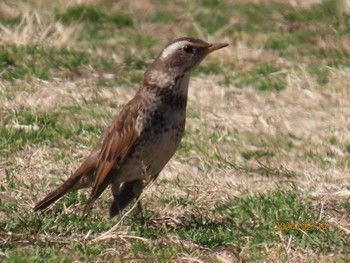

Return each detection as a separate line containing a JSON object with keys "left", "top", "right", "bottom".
{"left": 161, "top": 41, "right": 191, "bottom": 59}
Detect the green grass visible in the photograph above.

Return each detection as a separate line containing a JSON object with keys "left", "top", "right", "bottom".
{"left": 346, "top": 144, "right": 350, "bottom": 154}
{"left": 2, "top": 188, "right": 349, "bottom": 261}
{"left": 1, "top": 0, "right": 350, "bottom": 262}
{"left": 0, "top": 110, "right": 103, "bottom": 155}
{"left": 234, "top": 63, "right": 286, "bottom": 91}
{"left": 215, "top": 189, "right": 346, "bottom": 254}
{"left": 0, "top": 45, "right": 93, "bottom": 80}
{"left": 56, "top": 5, "right": 133, "bottom": 26}
{"left": 150, "top": 11, "right": 178, "bottom": 24}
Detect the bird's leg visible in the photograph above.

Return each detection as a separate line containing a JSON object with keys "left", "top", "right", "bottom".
{"left": 137, "top": 199, "right": 145, "bottom": 226}
{"left": 117, "top": 206, "right": 126, "bottom": 226}
{"left": 110, "top": 183, "right": 122, "bottom": 219}
{"left": 109, "top": 180, "right": 144, "bottom": 221}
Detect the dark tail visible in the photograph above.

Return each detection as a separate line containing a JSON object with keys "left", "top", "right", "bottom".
{"left": 33, "top": 186, "right": 70, "bottom": 211}
{"left": 33, "top": 173, "right": 82, "bottom": 211}
{"left": 33, "top": 166, "right": 94, "bottom": 211}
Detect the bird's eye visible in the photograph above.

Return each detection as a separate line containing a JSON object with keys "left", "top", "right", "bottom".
{"left": 183, "top": 45, "right": 194, "bottom": 54}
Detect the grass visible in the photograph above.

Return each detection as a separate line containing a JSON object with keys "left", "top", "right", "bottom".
{"left": 1, "top": 0, "right": 350, "bottom": 262}
{"left": 0, "top": 45, "right": 122, "bottom": 81}
{"left": 56, "top": 5, "right": 133, "bottom": 27}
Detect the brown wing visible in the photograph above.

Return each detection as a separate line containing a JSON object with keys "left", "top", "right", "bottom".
{"left": 83, "top": 92, "right": 143, "bottom": 213}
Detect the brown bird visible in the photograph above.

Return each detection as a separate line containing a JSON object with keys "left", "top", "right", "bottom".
{"left": 33, "top": 37, "right": 228, "bottom": 218}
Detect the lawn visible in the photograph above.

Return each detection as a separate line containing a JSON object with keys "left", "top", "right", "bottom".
{"left": 1, "top": 0, "right": 350, "bottom": 262}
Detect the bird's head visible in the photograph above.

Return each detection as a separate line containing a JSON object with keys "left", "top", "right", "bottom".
{"left": 144, "top": 37, "right": 228, "bottom": 88}
{"left": 159, "top": 37, "right": 228, "bottom": 72}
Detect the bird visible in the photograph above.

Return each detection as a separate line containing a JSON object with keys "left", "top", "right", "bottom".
{"left": 33, "top": 37, "right": 228, "bottom": 219}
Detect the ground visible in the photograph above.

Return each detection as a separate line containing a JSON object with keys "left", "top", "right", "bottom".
{"left": 0, "top": 0, "right": 350, "bottom": 262}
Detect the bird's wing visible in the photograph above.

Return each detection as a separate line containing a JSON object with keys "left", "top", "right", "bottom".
{"left": 94, "top": 115, "right": 138, "bottom": 194}
{"left": 84, "top": 93, "right": 142, "bottom": 212}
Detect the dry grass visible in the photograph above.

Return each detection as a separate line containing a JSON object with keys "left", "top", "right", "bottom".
{"left": 1, "top": 0, "right": 350, "bottom": 262}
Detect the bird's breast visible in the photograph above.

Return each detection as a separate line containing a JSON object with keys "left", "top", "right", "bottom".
{"left": 116, "top": 83, "right": 189, "bottom": 183}
{"left": 120, "top": 102, "right": 186, "bottom": 180}
{"left": 138, "top": 115, "right": 185, "bottom": 176}
{"left": 138, "top": 104, "right": 186, "bottom": 157}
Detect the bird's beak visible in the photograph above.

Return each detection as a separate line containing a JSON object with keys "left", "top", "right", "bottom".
{"left": 206, "top": 42, "right": 229, "bottom": 54}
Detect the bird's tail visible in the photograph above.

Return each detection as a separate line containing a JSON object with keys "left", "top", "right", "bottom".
{"left": 33, "top": 175, "right": 80, "bottom": 211}
{"left": 33, "top": 166, "right": 93, "bottom": 211}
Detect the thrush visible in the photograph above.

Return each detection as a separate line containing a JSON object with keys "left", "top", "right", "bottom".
{"left": 33, "top": 37, "right": 228, "bottom": 218}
